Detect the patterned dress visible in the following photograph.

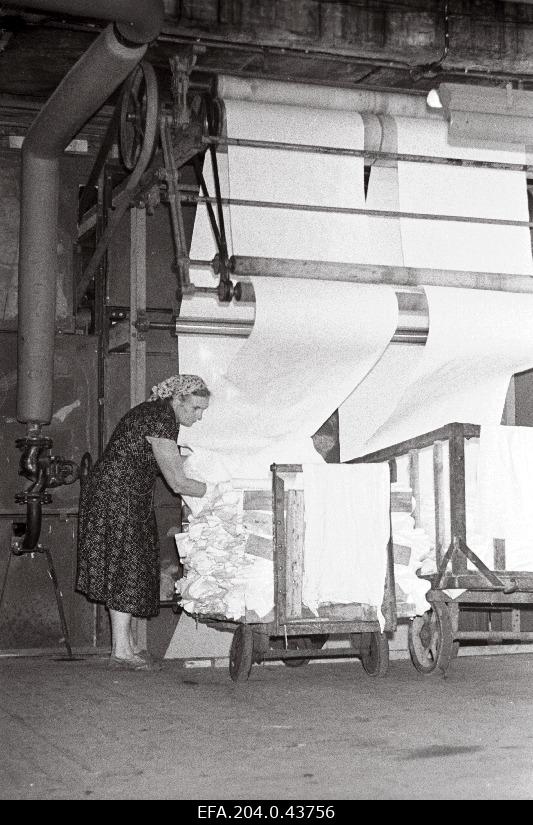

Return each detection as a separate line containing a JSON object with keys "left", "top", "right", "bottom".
{"left": 76, "top": 399, "right": 178, "bottom": 618}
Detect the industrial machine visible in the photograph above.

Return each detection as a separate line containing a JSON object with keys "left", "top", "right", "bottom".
{"left": 7, "top": 0, "right": 533, "bottom": 663}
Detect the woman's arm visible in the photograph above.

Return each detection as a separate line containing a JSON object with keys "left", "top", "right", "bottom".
{"left": 146, "top": 437, "right": 207, "bottom": 497}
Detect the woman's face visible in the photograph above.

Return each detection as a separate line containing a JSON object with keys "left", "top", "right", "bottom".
{"left": 171, "top": 393, "right": 209, "bottom": 427}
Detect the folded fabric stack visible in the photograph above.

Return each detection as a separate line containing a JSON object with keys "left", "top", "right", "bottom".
{"left": 391, "top": 508, "right": 433, "bottom": 617}
{"left": 175, "top": 483, "right": 274, "bottom": 621}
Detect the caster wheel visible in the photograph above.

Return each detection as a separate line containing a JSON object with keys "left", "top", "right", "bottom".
{"left": 229, "top": 625, "right": 254, "bottom": 682}
{"left": 408, "top": 603, "right": 454, "bottom": 675}
{"left": 358, "top": 631, "right": 389, "bottom": 677}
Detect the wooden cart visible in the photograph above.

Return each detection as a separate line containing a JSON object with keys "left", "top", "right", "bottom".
{"left": 225, "top": 463, "right": 396, "bottom": 682}
{"left": 353, "top": 422, "right": 533, "bottom": 675}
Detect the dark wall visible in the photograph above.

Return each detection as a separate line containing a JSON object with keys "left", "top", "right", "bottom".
{"left": 0, "top": 332, "right": 98, "bottom": 649}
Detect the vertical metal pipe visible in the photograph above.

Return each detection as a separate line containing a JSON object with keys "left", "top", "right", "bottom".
{"left": 17, "top": 27, "right": 147, "bottom": 424}
{"left": 17, "top": 155, "right": 60, "bottom": 424}
{"left": 12, "top": 1, "right": 164, "bottom": 424}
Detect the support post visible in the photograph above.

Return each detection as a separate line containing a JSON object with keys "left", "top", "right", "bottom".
{"left": 408, "top": 450, "right": 420, "bottom": 529}
{"left": 130, "top": 206, "right": 147, "bottom": 651}
{"left": 285, "top": 490, "right": 305, "bottom": 620}
{"left": 433, "top": 441, "right": 446, "bottom": 569}
{"left": 448, "top": 424, "right": 467, "bottom": 574}
{"left": 272, "top": 467, "right": 287, "bottom": 629}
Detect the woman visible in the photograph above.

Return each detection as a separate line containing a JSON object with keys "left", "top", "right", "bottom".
{"left": 77, "top": 374, "right": 209, "bottom": 670}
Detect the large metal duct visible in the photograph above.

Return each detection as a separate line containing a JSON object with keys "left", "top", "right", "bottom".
{"left": 9, "top": 0, "right": 164, "bottom": 425}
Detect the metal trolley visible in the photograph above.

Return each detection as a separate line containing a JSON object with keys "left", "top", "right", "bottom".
{"left": 223, "top": 463, "right": 396, "bottom": 682}
{"left": 353, "top": 422, "right": 533, "bottom": 675}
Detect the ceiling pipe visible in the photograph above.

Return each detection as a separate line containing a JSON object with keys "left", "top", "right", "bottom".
{"left": 7, "top": 0, "right": 164, "bottom": 425}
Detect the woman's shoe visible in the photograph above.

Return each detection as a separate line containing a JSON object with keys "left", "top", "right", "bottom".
{"left": 108, "top": 654, "right": 162, "bottom": 672}
{"left": 135, "top": 649, "right": 156, "bottom": 664}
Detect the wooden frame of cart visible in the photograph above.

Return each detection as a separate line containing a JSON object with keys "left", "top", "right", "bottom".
{"left": 227, "top": 463, "right": 396, "bottom": 682}
{"left": 353, "top": 422, "right": 533, "bottom": 675}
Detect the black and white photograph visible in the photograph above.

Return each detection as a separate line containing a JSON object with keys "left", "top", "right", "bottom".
{"left": 1, "top": 0, "right": 532, "bottom": 803}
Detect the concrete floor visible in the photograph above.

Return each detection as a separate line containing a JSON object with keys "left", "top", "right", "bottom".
{"left": 1, "top": 652, "right": 532, "bottom": 800}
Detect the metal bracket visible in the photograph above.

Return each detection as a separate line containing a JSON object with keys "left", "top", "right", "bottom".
{"left": 169, "top": 46, "right": 205, "bottom": 130}
{"left": 160, "top": 117, "right": 193, "bottom": 297}
{"left": 134, "top": 309, "right": 151, "bottom": 334}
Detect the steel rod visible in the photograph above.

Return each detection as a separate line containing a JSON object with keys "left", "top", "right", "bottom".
{"left": 182, "top": 194, "right": 533, "bottom": 228}
{"left": 167, "top": 316, "right": 427, "bottom": 344}
{"left": 202, "top": 136, "right": 533, "bottom": 173}
{"left": 0, "top": 510, "right": 78, "bottom": 518}
{"left": 230, "top": 256, "right": 533, "bottom": 294}
{"left": 44, "top": 547, "right": 73, "bottom": 659}
{"left": 173, "top": 318, "right": 253, "bottom": 337}
{"left": 455, "top": 632, "right": 533, "bottom": 640}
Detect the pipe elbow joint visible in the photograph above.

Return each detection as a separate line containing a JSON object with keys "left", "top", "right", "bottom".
{"left": 114, "top": 0, "right": 165, "bottom": 46}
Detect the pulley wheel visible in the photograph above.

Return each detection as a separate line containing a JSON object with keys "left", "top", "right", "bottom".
{"left": 119, "top": 61, "right": 159, "bottom": 172}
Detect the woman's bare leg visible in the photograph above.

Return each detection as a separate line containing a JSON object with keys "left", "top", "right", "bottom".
{"left": 109, "top": 609, "right": 136, "bottom": 659}
{"left": 129, "top": 618, "right": 146, "bottom": 655}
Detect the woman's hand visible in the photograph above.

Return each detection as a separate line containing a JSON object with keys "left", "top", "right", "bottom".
{"left": 147, "top": 436, "right": 206, "bottom": 496}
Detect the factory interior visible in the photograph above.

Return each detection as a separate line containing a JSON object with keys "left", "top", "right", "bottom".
{"left": 2, "top": 0, "right": 533, "bottom": 803}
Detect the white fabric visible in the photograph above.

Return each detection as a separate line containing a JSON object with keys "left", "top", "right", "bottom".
{"left": 176, "top": 483, "right": 274, "bottom": 621}
{"left": 365, "top": 164, "right": 404, "bottom": 267}
{"left": 180, "top": 278, "right": 398, "bottom": 463}
{"left": 472, "top": 425, "right": 533, "bottom": 571}
{"left": 362, "top": 287, "right": 533, "bottom": 454}
{"left": 390, "top": 510, "right": 433, "bottom": 616}
{"left": 224, "top": 98, "right": 370, "bottom": 261}
{"left": 340, "top": 114, "right": 533, "bottom": 460}
{"left": 179, "top": 276, "right": 400, "bottom": 537}
{"left": 396, "top": 117, "right": 532, "bottom": 276}
{"left": 301, "top": 463, "right": 390, "bottom": 628}
{"left": 339, "top": 343, "right": 424, "bottom": 461}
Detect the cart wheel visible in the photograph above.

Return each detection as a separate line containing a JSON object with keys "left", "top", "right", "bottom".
{"left": 359, "top": 631, "right": 389, "bottom": 677}
{"left": 229, "top": 625, "right": 254, "bottom": 682}
{"left": 452, "top": 641, "right": 460, "bottom": 660}
{"left": 408, "top": 603, "right": 454, "bottom": 675}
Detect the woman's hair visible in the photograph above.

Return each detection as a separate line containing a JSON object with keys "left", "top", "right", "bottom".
{"left": 148, "top": 374, "right": 210, "bottom": 402}
{"left": 188, "top": 386, "right": 210, "bottom": 398}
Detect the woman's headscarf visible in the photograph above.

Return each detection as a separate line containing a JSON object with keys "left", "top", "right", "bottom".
{"left": 148, "top": 374, "right": 209, "bottom": 402}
